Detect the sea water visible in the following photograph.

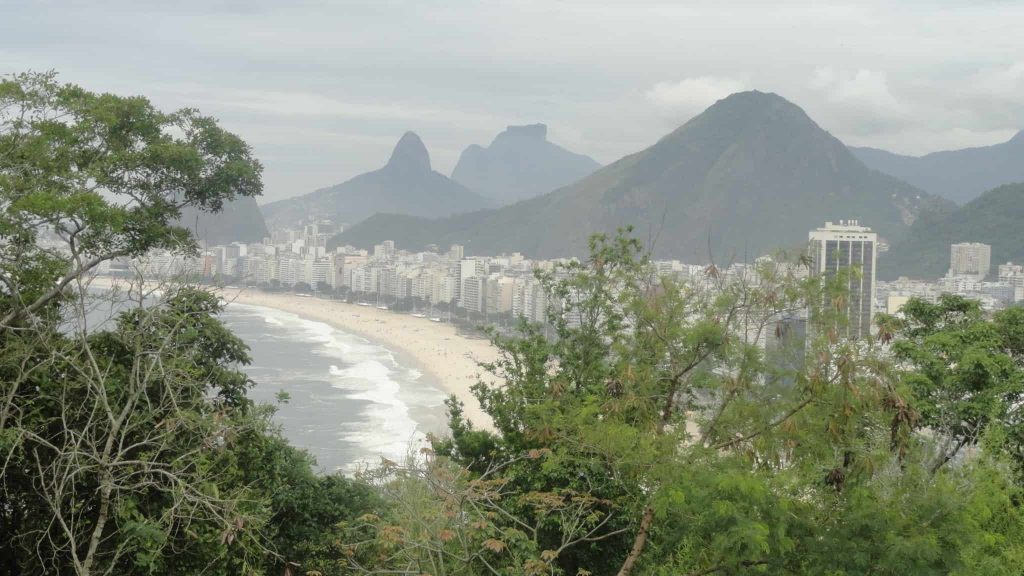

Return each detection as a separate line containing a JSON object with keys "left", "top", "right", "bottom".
{"left": 219, "top": 303, "right": 449, "bottom": 473}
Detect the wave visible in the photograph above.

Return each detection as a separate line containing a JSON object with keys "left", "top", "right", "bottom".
{"left": 224, "top": 301, "right": 443, "bottom": 472}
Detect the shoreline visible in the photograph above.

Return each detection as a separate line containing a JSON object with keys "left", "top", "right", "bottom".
{"left": 220, "top": 289, "right": 498, "bottom": 432}
{"left": 89, "top": 277, "right": 497, "bottom": 431}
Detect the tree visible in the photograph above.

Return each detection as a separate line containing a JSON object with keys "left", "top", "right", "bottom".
{"left": 0, "top": 73, "right": 376, "bottom": 575}
{"left": 0, "top": 71, "right": 262, "bottom": 333}
{"left": 883, "top": 295, "right": 1024, "bottom": 476}
{"left": 354, "top": 232, "right": 1024, "bottom": 576}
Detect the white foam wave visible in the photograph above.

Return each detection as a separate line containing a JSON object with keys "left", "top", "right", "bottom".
{"left": 226, "top": 300, "right": 443, "bottom": 471}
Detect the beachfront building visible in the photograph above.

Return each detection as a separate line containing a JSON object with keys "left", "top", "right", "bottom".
{"left": 461, "top": 276, "right": 487, "bottom": 313}
{"left": 512, "top": 276, "right": 548, "bottom": 324}
{"left": 486, "top": 275, "right": 516, "bottom": 315}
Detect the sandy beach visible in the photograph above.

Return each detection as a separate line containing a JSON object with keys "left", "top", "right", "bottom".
{"left": 89, "top": 277, "right": 498, "bottom": 431}
{"left": 222, "top": 289, "right": 498, "bottom": 431}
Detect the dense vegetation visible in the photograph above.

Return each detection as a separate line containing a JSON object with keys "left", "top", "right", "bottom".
{"left": 880, "top": 183, "right": 1024, "bottom": 279}
{"left": 332, "top": 91, "right": 947, "bottom": 261}
{"left": 0, "top": 73, "right": 376, "bottom": 575}
{"left": 3, "top": 74, "right": 1024, "bottom": 575}
{"left": 338, "top": 235, "right": 1024, "bottom": 576}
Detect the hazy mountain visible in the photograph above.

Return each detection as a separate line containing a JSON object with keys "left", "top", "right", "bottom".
{"left": 851, "top": 131, "right": 1024, "bottom": 204}
{"left": 880, "top": 183, "right": 1024, "bottom": 280}
{"left": 451, "top": 124, "right": 601, "bottom": 205}
{"left": 177, "top": 196, "right": 269, "bottom": 246}
{"left": 332, "top": 91, "right": 945, "bottom": 261}
{"left": 261, "top": 132, "right": 493, "bottom": 229}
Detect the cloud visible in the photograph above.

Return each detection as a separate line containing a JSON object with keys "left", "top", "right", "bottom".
{"left": 964, "top": 61, "right": 1024, "bottom": 100}
{"left": 148, "top": 83, "right": 508, "bottom": 129}
{"left": 809, "top": 67, "right": 904, "bottom": 119}
{"left": 645, "top": 76, "right": 750, "bottom": 115}
{"left": 953, "top": 62, "right": 1024, "bottom": 130}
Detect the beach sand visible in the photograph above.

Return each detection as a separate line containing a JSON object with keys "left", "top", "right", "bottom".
{"left": 86, "top": 278, "right": 498, "bottom": 431}
{"left": 219, "top": 289, "right": 498, "bottom": 431}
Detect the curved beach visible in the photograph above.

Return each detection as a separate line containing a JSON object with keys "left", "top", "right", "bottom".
{"left": 217, "top": 288, "right": 498, "bottom": 432}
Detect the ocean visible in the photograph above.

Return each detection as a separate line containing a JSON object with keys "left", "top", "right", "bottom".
{"left": 79, "top": 289, "right": 449, "bottom": 474}
{"left": 219, "top": 303, "right": 449, "bottom": 473}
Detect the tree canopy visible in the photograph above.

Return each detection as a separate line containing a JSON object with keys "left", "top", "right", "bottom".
{"left": 0, "top": 73, "right": 376, "bottom": 576}
{"left": 351, "top": 233, "right": 1024, "bottom": 576}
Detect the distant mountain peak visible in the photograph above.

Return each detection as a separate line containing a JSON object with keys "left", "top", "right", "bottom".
{"left": 705, "top": 90, "right": 811, "bottom": 121}
{"left": 386, "top": 131, "right": 431, "bottom": 172}
{"left": 496, "top": 123, "right": 548, "bottom": 143}
{"left": 451, "top": 123, "right": 600, "bottom": 206}
{"left": 1011, "top": 129, "right": 1024, "bottom": 144}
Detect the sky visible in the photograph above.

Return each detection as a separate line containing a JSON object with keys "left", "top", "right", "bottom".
{"left": 3, "top": 0, "right": 1023, "bottom": 203}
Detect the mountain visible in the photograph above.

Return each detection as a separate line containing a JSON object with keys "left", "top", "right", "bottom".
{"left": 177, "top": 196, "right": 269, "bottom": 246}
{"left": 880, "top": 183, "right": 1024, "bottom": 280}
{"left": 450, "top": 124, "right": 601, "bottom": 205}
{"left": 261, "top": 132, "right": 493, "bottom": 229}
{"left": 331, "top": 91, "right": 946, "bottom": 262}
{"left": 851, "top": 131, "right": 1024, "bottom": 205}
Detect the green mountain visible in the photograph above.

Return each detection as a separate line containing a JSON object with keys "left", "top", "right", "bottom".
{"left": 261, "top": 132, "right": 493, "bottom": 229}
{"left": 451, "top": 124, "right": 601, "bottom": 205}
{"left": 177, "top": 196, "right": 269, "bottom": 246}
{"left": 851, "top": 131, "right": 1024, "bottom": 205}
{"left": 880, "top": 183, "right": 1024, "bottom": 280}
{"left": 332, "top": 91, "right": 945, "bottom": 261}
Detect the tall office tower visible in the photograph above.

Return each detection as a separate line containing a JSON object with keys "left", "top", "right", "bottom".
{"left": 949, "top": 242, "right": 992, "bottom": 280}
{"left": 808, "top": 220, "right": 878, "bottom": 340}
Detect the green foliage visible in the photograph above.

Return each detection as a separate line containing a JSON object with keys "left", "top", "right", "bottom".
{"left": 352, "top": 230, "right": 1024, "bottom": 576}
{"left": 883, "top": 294, "right": 1024, "bottom": 477}
{"left": 0, "top": 71, "right": 262, "bottom": 329}
{"left": 0, "top": 73, "right": 375, "bottom": 576}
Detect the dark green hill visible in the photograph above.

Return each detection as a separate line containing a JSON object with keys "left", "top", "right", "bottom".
{"left": 451, "top": 124, "right": 600, "bottom": 205}
{"left": 261, "top": 132, "right": 493, "bottom": 229}
{"left": 880, "top": 183, "right": 1024, "bottom": 280}
{"left": 332, "top": 91, "right": 946, "bottom": 261}
{"left": 177, "top": 196, "right": 269, "bottom": 246}
{"left": 851, "top": 131, "right": 1024, "bottom": 205}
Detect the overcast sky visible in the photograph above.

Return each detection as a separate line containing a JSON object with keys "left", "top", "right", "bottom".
{"left": 3, "top": 0, "right": 1023, "bottom": 203}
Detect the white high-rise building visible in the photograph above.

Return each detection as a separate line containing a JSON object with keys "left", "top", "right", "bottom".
{"left": 448, "top": 244, "right": 465, "bottom": 262}
{"left": 373, "top": 240, "right": 396, "bottom": 260}
{"left": 461, "top": 276, "right": 486, "bottom": 313}
{"left": 458, "top": 257, "right": 489, "bottom": 306}
{"left": 808, "top": 220, "right": 877, "bottom": 340}
{"left": 949, "top": 242, "right": 991, "bottom": 280}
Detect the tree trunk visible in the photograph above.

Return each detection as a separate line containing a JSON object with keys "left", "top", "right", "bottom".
{"left": 616, "top": 506, "right": 654, "bottom": 576}
{"left": 81, "top": 478, "right": 112, "bottom": 576}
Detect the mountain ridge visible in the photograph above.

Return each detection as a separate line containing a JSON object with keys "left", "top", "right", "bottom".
{"left": 450, "top": 123, "right": 600, "bottom": 205}
{"left": 177, "top": 196, "right": 269, "bottom": 246}
{"left": 332, "top": 91, "right": 947, "bottom": 261}
{"left": 261, "top": 132, "right": 493, "bottom": 229}
{"left": 851, "top": 130, "right": 1024, "bottom": 204}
